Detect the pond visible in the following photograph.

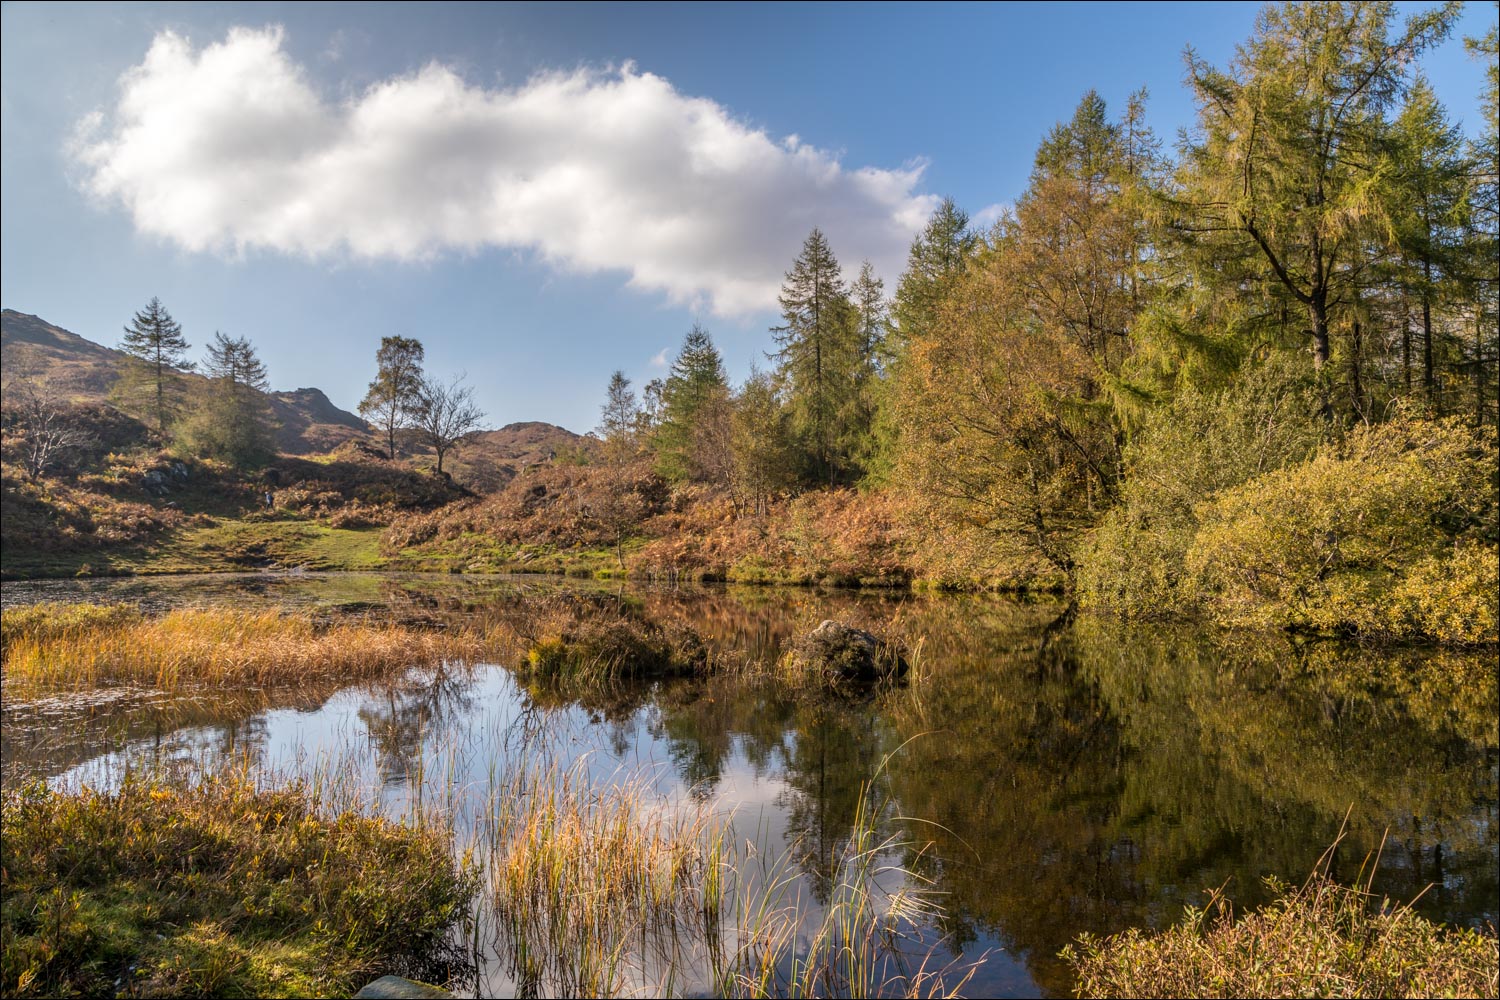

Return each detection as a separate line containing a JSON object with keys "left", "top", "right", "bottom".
{"left": 2, "top": 572, "right": 1496, "bottom": 998}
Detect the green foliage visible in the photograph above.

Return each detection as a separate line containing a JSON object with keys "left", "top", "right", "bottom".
{"left": 1077, "top": 354, "right": 1327, "bottom": 616}
{"left": 358, "top": 336, "right": 425, "bottom": 460}
{"left": 771, "top": 228, "right": 867, "bottom": 485}
{"left": 1186, "top": 411, "right": 1497, "bottom": 641}
{"left": 1063, "top": 874, "right": 1499, "bottom": 999}
{"left": 654, "top": 325, "right": 729, "bottom": 482}
{"left": 0, "top": 776, "right": 478, "bottom": 998}
{"left": 176, "top": 333, "right": 277, "bottom": 468}
{"left": 116, "top": 297, "right": 194, "bottom": 435}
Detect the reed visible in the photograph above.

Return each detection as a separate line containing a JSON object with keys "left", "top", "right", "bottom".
{"left": 0, "top": 602, "right": 506, "bottom": 694}
{"left": 476, "top": 746, "right": 976, "bottom": 998}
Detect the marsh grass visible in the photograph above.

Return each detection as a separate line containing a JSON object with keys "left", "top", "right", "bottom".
{"left": 0, "top": 602, "right": 505, "bottom": 695}
{"left": 0, "top": 772, "right": 479, "bottom": 999}
{"left": 1061, "top": 844, "right": 1500, "bottom": 999}
{"left": 510, "top": 594, "right": 709, "bottom": 689}
{"left": 477, "top": 745, "right": 976, "bottom": 998}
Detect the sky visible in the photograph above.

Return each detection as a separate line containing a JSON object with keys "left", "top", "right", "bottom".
{"left": 2, "top": 2, "right": 1493, "bottom": 434}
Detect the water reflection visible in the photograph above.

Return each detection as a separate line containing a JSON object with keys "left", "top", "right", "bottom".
{"left": 1, "top": 573, "right": 1494, "bottom": 998}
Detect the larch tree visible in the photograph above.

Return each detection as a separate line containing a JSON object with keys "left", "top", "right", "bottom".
{"left": 1172, "top": 1, "right": 1460, "bottom": 416}
{"left": 118, "top": 297, "right": 193, "bottom": 435}
{"left": 359, "top": 336, "right": 426, "bottom": 460}
{"left": 654, "top": 324, "right": 729, "bottom": 482}
{"left": 597, "top": 370, "right": 640, "bottom": 463}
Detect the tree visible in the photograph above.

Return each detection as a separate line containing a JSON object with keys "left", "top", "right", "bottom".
{"left": 359, "top": 336, "right": 426, "bottom": 459}
{"left": 654, "top": 324, "right": 730, "bottom": 482}
{"left": 870, "top": 200, "right": 978, "bottom": 484}
{"left": 1464, "top": 14, "right": 1499, "bottom": 425}
{"left": 597, "top": 370, "right": 640, "bottom": 463}
{"left": 118, "top": 297, "right": 193, "bottom": 434}
{"left": 413, "top": 372, "right": 485, "bottom": 475}
{"left": 178, "top": 332, "right": 276, "bottom": 466}
{"left": 731, "top": 367, "right": 797, "bottom": 515}
{"left": 1172, "top": 1, "right": 1460, "bottom": 415}
{"left": 771, "top": 228, "right": 860, "bottom": 485}
{"left": 4, "top": 378, "right": 91, "bottom": 480}
{"left": 1385, "top": 76, "right": 1472, "bottom": 404}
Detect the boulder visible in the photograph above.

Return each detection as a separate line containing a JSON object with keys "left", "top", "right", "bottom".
{"left": 353, "top": 975, "right": 454, "bottom": 999}
{"left": 787, "top": 619, "right": 907, "bottom": 685}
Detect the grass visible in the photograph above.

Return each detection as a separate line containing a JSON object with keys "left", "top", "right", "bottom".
{"left": 0, "top": 774, "right": 478, "bottom": 999}
{"left": 1062, "top": 855, "right": 1500, "bottom": 999}
{"left": 476, "top": 749, "right": 976, "bottom": 999}
{"left": 0, "top": 602, "right": 501, "bottom": 695}
{"left": 512, "top": 594, "right": 709, "bottom": 689}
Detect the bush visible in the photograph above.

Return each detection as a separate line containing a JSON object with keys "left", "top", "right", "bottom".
{"left": 1063, "top": 874, "right": 1499, "bottom": 999}
{"left": 1077, "top": 355, "right": 1326, "bottom": 617}
{"left": 1186, "top": 412, "right": 1497, "bottom": 641}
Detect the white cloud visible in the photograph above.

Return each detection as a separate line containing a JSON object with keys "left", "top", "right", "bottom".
{"left": 73, "top": 26, "right": 939, "bottom": 316}
{"left": 973, "top": 201, "right": 1010, "bottom": 230}
{"left": 649, "top": 348, "right": 669, "bottom": 368}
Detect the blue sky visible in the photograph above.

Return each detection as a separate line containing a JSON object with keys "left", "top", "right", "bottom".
{"left": 2, "top": 2, "right": 1492, "bottom": 433}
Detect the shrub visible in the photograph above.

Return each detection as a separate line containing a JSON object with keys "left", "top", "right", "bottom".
{"left": 1063, "top": 875, "right": 1499, "bottom": 999}
{"left": 1185, "top": 412, "right": 1497, "bottom": 641}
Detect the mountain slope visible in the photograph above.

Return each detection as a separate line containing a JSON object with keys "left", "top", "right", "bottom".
{"left": 1, "top": 309, "right": 370, "bottom": 455}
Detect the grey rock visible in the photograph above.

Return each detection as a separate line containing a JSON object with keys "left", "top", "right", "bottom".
{"left": 352, "top": 975, "right": 454, "bottom": 999}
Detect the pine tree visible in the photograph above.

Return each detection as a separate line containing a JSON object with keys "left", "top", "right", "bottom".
{"left": 118, "top": 297, "right": 193, "bottom": 434}
{"left": 654, "top": 324, "right": 729, "bottom": 482}
{"left": 359, "top": 336, "right": 426, "bottom": 459}
{"left": 179, "top": 332, "right": 276, "bottom": 466}
{"left": 888, "top": 199, "right": 977, "bottom": 356}
{"left": 770, "top": 228, "right": 858, "bottom": 486}
{"left": 597, "top": 370, "right": 640, "bottom": 463}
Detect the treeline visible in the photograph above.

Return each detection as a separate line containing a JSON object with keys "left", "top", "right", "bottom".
{"left": 587, "top": 2, "right": 1499, "bottom": 642}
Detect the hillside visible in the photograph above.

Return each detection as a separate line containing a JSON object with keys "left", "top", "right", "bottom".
{"left": 442, "top": 420, "right": 594, "bottom": 492}
{"left": 1, "top": 309, "right": 370, "bottom": 455}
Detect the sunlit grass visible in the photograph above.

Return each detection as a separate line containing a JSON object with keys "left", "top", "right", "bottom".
{"left": 0, "top": 772, "right": 478, "bottom": 999}
{"left": 476, "top": 745, "right": 976, "bottom": 998}
{"left": 1062, "top": 849, "right": 1500, "bottom": 999}
{"left": 0, "top": 602, "right": 506, "bottom": 695}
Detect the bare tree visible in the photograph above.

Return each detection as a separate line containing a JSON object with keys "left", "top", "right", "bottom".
{"left": 413, "top": 372, "right": 485, "bottom": 475}
{"left": 5, "top": 378, "right": 92, "bottom": 481}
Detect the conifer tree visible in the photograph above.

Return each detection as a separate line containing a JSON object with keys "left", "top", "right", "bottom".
{"left": 118, "top": 297, "right": 193, "bottom": 434}
{"left": 771, "top": 228, "right": 859, "bottom": 485}
{"left": 1173, "top": 1, "right": 1459, "bottom": 414}
{"left": 655, "top": 324, "right": 729, "bottom": 482}
{"left": 597, "top": 370, "right": 640, "bottom": 463}
{"left": 179, "top": 332, "right": 276, "bottom": 466}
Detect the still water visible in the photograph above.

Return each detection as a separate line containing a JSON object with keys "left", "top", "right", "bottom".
{"left": 3, "top": 573, "right": 1496, "bottom": 997}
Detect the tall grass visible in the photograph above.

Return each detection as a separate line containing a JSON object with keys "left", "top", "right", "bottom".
{"left": 1062, "top": 839, "right": 1500, "bottom": 999}
{"left": 475, "top": 744, "right": 976, "bottom": 998}
{"left": 1, "top": 602, "right": 505, "bottom": 694}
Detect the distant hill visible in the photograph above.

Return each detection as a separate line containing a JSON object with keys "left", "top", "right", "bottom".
{"left": 444, "top": 420, "right": 593, "bottom": 493}
{"left": 1, "top": 309, "right": 370, "bottom": 455}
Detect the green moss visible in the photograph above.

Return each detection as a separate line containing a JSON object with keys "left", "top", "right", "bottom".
{"left": 1, "top": 777, "right": 477, "bottom": 999}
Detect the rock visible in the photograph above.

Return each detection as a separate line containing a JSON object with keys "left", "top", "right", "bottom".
{"left": 790, "top": 620, "right": 907, "bottom": 685}
{"left": 352, "top": 975, "right": 454, "bottom": 999}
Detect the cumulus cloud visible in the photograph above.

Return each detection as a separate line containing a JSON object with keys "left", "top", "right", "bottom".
{"left": 73, "top": 26, "right": 939, "bottom": 315}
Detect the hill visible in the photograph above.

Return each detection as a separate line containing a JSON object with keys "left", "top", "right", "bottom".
{"left": 1, "top": 309, "right": 370, "bottom": 455}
